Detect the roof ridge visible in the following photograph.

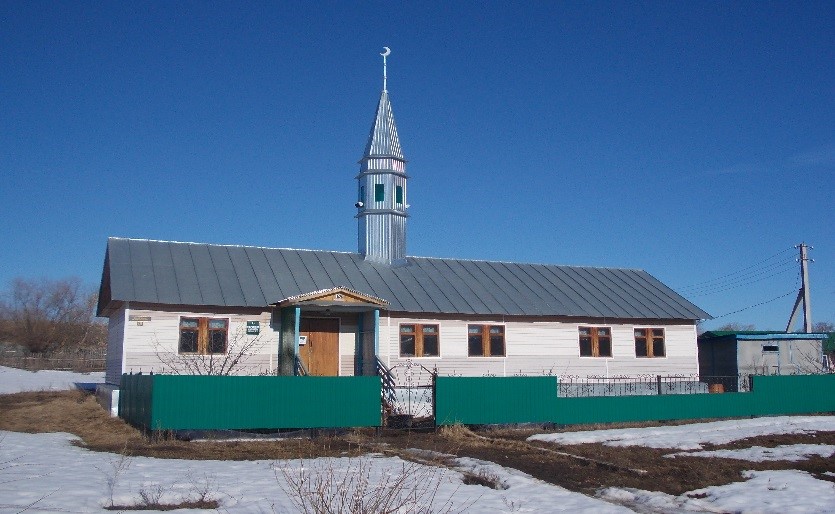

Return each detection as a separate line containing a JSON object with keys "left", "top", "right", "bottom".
{"left": 108, "top": 237, "right": 647, "bottom": 271}
{"left": 407, "top": 253, "right": 647, "bottom": 272}
{"left": 107, "top": 237, "right": 359, "bottom": 255}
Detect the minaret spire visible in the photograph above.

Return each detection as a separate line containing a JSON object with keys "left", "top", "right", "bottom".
{"left": 381, "top": 46, "right": 390, "bottom": 91}
{"left": 355, "top": 47, "right": 409, "bottom": 266}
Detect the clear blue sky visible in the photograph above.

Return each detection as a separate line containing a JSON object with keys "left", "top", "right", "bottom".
{"left": 1, "top": 2, "right": 833, "bottom": 330}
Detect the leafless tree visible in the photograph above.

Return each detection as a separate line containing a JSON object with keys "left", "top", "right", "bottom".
{"left": 716, "top": 322, "right": 757, "bottom": 331}
{"left": 153, "top": 328, "right": 268, "bottom": 376}
{"left": 0, "top": 277, "right": 106, "bottom": 354}
{"left": 812, "top": 321, "right": 834, "bottom": 333}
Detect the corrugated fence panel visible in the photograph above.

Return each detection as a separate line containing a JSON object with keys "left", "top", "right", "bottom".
{"left": 435, "top": 376, "right": 558, "bottom": 425}
{"left": 552, "top": 393, "right": 755, "bottom": 425}
{"left": 435, "top": 375, "right": 835, "bottom": 426}
{"left": 120, "top": 375, "right": 381, "bottom": 431}
{"left": 751, "top": 375, "right": 835, "bottom": 415}
{"left": 119, "top": 374, "right": 153, "bottom": 430}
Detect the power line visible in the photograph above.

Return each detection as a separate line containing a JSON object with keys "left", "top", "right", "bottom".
{"left": 711, "top": 290, "right": 796, "bottom": 319}
{"left": 678, "top": 246, "right": 796, "bottom": 290}
{"left": 685, "top": 263, "right": 797, "bottom": 297}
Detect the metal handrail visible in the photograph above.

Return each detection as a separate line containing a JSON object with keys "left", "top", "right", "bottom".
{"left": 376, "top": 357, "right": 397, "bottom": 408}
{"left": 294, "top": 356, "right": 309, "bottom": 376}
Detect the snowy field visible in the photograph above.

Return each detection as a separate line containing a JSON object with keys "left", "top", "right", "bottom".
{"left": 528, "top": 416, "right": 835, "bottom": 450}
{"left": 1, "top": 367, "right": 834, "bottom": 513}
{"left": 0, "top": 365, "right": 103, "bottom": 394}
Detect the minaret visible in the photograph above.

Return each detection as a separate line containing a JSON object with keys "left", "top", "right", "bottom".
{"left": 356, "top": 47, "right": 408, "bottom": 265}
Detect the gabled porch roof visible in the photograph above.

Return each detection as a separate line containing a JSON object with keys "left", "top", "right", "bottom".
{"left": 274, "top": 287, "right": 389, "bottom": 311}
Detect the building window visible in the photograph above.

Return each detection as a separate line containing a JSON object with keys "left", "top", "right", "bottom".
{"left": 375, "top": 183, "right": 385, "bottom": 202}
{"left": 400, "top": 324, "right": 439, "bottom": 357}
{"left": 634, "top": 328, "right": 665, "bottom": 358}
{"left": 359, "top": 186, "right": 365, "bottom": 202}
{"left": 179, "top": 317, "right": 228, "bottom": 354}
{"left": 762, "top": 345, "right": 779, "bottom": 353}
{"left": 579, "top": 327, "right": 612, "bottom": 357}
{"left": 468, "top": 325, "right": 505, "bottom": 357}
{"left": 396, "top": 185, "right": 403, "bottom": 204}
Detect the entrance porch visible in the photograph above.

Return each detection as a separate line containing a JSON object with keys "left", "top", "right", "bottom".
{"left": 273, "top": 287, "right": 388, "bottom": 377}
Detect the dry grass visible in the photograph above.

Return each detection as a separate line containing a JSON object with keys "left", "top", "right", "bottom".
{"left": 105, "top": 498, "right": 220, "bottom": 511}
{"left": 0, "top": 390, "right": 366, "bottom": 460}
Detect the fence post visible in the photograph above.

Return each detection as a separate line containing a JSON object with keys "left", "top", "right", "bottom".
{"left": 656, "top": 375, "right": 662, "bottom": 395}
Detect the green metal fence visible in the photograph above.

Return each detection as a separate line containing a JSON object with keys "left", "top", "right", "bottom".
{"left": 119, "top": 374, "right": 382, "bottom": 431}
{"left": 435, "top": 374, "right": 835, "bottom": 426}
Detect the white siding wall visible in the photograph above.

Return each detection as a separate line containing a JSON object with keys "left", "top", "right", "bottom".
{"left": 380, "top": 315, "right": 698, "bottom": 378}
{"left": 105, "top": 308, "right": 126, "bottom": 385}
{"left": 334, "top": 315, "right": 358, "bottom": 376}
{"left": 121, "top": 307, "right": 277, "bottom": 376}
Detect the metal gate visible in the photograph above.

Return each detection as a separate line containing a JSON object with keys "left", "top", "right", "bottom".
{"left": 377, "top": 358, "right": 436, "bottom": 428}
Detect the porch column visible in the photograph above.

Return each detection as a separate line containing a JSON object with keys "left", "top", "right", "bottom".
{"left": 277, "top": 306, "right": 299, "bottom": 376}
{"left": 355, "top": 312, "right": 364, "bottom": 376}
{"left": 374, "top": 308, "right": 380, "bottom": 357}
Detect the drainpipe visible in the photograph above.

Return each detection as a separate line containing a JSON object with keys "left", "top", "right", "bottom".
{"left": 294, "top": 306, "right": 301, "bottom": 375}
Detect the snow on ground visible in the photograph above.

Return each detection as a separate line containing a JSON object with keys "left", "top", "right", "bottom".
{"left": 528, "top": 416, "right": 835, "bottom": 450}
{"left": 0, "top": 365, "right": 103, "bottom": 394}
{"left": 0, "top": 430, "right": 631, "bottom": 513}
{"left": 667, "top": 444, "right": 835, "bottom": 462}
{"left": 600, "top": 470, "right": 835, "bottom": 514}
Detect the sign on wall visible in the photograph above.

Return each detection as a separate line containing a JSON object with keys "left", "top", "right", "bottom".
{"left": 246, "top": 321, "right": 260, "bottom": 335}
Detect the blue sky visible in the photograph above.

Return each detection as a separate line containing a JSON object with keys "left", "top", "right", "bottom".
{"left": 1, "top": 1, "right": 832, "bottom": 330}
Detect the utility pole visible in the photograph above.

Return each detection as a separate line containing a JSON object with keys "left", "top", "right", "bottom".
{"left": 785, "top": 243, "right": 813, "bottom": 333}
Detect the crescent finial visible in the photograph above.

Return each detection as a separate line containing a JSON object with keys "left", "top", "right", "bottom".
{"left": 381, "top": 47, "right": 391, "bottom": 57}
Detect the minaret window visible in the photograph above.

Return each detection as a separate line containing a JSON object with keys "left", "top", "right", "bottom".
{"left": 359, "top": 186, "right": 365, "bottom": 202}
{"left": 374, "top": 184, "right": 385, "bottom": 202}
{"left": 396, "top": 186, "right": 403, "bottom": 204}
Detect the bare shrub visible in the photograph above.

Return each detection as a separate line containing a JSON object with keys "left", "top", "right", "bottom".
{"left": 137, "top": 482, "right": 166, "bottom": 506}
{"left": 273, "top": 456, "right": 465, "bottom": 514}
{"left": 96, "top": 445, "right": 132, "bottom": 508}
{"left": 152, "top": 329, "right": 268, "bottom": 376}
{"left": 105, "top": 472, "right": 221, "bottom": 511}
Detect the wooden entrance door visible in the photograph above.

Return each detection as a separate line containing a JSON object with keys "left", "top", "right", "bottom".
{"left": 299, "top": 318, "right": 340, "bottom": 376}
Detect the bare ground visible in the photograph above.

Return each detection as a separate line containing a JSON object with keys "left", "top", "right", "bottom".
{"left": 1, "top": 390, "right": 833, "bottom": 497}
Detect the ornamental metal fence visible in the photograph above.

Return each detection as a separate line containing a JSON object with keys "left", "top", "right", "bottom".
{"left": 557, "top": 374, "right": 752, "bottom": 397}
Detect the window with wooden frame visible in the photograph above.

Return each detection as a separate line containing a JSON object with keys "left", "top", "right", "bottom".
{"left": 579, "top": 327, "right": 612, "bottom": 357}
{"left": 399, "top": 324, "right": 439, "bottom": 357}
{"left": 179, "top": 317, "right": 228, "bottom": 354}
{"left": 634, "top": 328, "right": 665, "bottom": 358}
{"left": 468, "top": 325, "right": 505, "bottom": 357}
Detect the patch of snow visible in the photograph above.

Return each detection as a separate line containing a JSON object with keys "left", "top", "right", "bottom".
{"left": 602, "top": 470, "right": 835, "bottom": 513}
{"left": 667, "top": 444, "right": 835, "bottom": 462}
{"left": 0, "top": 431, "right": 634, "bottom": 513}
{"left": 0, "top": 365, "right": 104, "bottom": 394}
{"left": 528, "top": 416, "right": 835, "bottom": 450}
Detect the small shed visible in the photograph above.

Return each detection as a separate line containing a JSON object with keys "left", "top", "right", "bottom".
{"left": 698, "top": 331, "right": 829, "bottom": 386}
